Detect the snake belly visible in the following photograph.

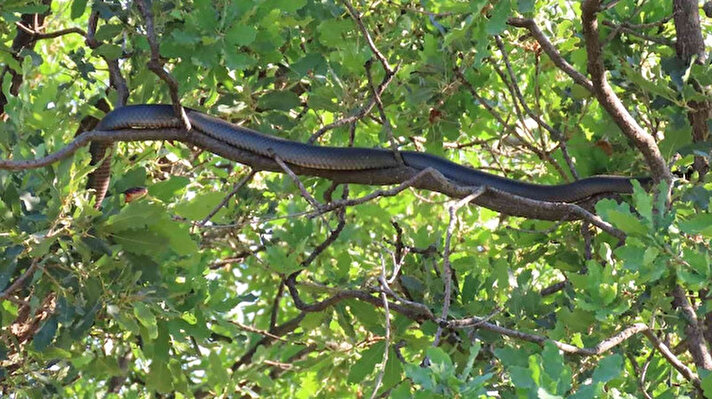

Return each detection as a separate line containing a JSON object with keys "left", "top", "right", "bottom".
{"left": 96, "top": 104, "right": 647, "bottom": 203}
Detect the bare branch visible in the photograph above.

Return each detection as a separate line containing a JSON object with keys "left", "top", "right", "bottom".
{"left": 198, "top": 170, "right": 256, "bottom": 226}
{"left": 580, "top": 0, "right": 671, "bottom": 183}
{"left": 134, "top": 0, "right": 191, "bottom": 130}
{"left": 507, "top": 18, "right": 594, "bottom": 92}
{"left": 601, "top": 20, "right": 675, "bottom": 47}
{"left": 672, "top": 285, "right": 712, "bottom": 370}
{"left": 446, "top": 318, "right": 701, "bottom": 390}
{"left": 433, "top": 188, "right": 485, "bottom": 347}
{"left": 0, "top": 259, "right": 39, "bottom": 303}
{"left": 364, "top": 59, "right": 403, "bottom": 164}
{"left": 341, "top": 0, "right": 393, "bottom": 74}
{"left": 272, "top": 154, "right": 322, "bottom": 210}
{"left": 14, "top": 22, "right": 86, "bottom": 40}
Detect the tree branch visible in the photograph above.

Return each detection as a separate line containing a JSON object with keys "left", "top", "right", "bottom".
{"left": 580, "top": 0, "right": 671, "bottom": 183}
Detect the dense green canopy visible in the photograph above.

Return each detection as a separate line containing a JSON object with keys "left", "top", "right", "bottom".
{"left": 1, "top": 0, "right": 711, "bottom": 397}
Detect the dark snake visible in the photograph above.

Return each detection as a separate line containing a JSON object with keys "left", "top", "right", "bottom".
{"left": 96, "top": 104, "right": 650, "bottom": 203}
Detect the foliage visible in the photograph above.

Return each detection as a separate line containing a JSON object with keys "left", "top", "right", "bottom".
{"left": 0, "top": 0, "right": 711, "bottom": 398}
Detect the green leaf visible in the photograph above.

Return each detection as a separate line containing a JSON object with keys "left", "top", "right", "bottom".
{"left": 596, "top": 200, "right": 649, "bottom": 236}
{"left": 348, "top": 300, "right": 385, "bottom": 335}
{"left": 133, "top": 302, "right": 158, "bottom": 340}
{"left": 317, "top": 20, "right": 352, "bottom": 48}
{"left": 701, "top": 370, "right": 712, "bottom": 399}
{"left": 226, "top": 23, "right": 257, "bottom": 47}
{"left": 518, "top": 0, "right": 534, "bottom": 13}
{"left": 257, "top": 90, "right": 301, "bottom": 111}
{"left": 268, "top": 0, "right": 306, "bottom": 12}
{"left": 173, "top": 191, "right": 229, "bottom": 220}
{"left": 71, "top": 0, "right": 88, "bottom": 19}
{"left": 632, "top": 181, "right": 653, "bottom": 224}
{"left": 485, "top": 0, "right": 511, "bottom": 35}
{"left": 678, "top": 213, "right": 712, "bottom": 236}
{"left": 33, "top": 316, "right": 58, "bottom": 351}
{"left": 592, "top": 354, "right": 622, "bottom": 384}
{"left": 347, "top": 341, "right": 385, "bottom": 384}
{"left": 224, "top": 52, "right": 257, "bottom": 71}
{"left": 146, "top": 361, "right": 173, "bottom": 393}
{"left": 0, "top": 245, "right": 23, "bottom": 291}
{"left": 93, "top": 44, "right": 122, "bottom": 60}
{"left": 207, "top": 351, "right": 229, "bottom": 387}
{"left": 495, "top": 346, "right": 530, "bottom": 368}
{"left": 459, "top": 342, "right": 482, "bottom": 380}
{"left": 94, "top": 24, "right": 123, "bottom": 42}
{"left": 509, "top": 366, "right": 535, "bottom": 389}
{"left": 104, "top": 201, "right": 164, "bottom": 232}
{"left": 659, "top": 112, "right": 692, "bottom": 159}
{"left": 149, "top": 176, "right": 190, "bottom": 202}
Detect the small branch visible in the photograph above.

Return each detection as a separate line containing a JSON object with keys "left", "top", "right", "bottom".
{"left": 364, "top": 59, "right": 402, "bottom": 164}
{"left": 494, "top": 36, "right": 578, "bottom": 180}
{"left": 540, "top": 280, "right": 569, "bottom": 296}
{"left": 198, "top": 170, "right": 256, "bottom": 226}
{"left": 307, "top": 167, "right": 452, "bottom": 218}
{"left": 371, "top": 257, "right": 393, "bottom": 399}
{"left": 134, "top": 0, "right": 190, "bottom": 130}
{"left": 0, "top": 259, "right": 39, "bottom": 303}
{"left": 672, "top": 285, "right": 712, "bottom": 370}
{"left": 308, "top": 59, "right": 397, "bottom": 143}
{"left": 14, "top": 22, "right": 86, "bottom": 40}
{"left": 269, "top": 280, "right": 285, "bottom": 330}
{"left": 341, "top": 0, "right": 393, "bottom": 75}
{"left": 284, "top": 275, "right": 431, "bottom": 321}
{"left": 301, "top": 214, "right": 347, "bottom": 269}
{"left": 507, "top": 18, "right": 594, "bottom": 92}
{"left": 446, "top": 318, "right": 701, "bottom": 391}
{"left": 433, "top": 188, "right": 486, "bottom": 347}
{"left": 454, "top": 67, "right": 566, "bottom": 178}
{"left": 229, "top": 320, "right": 291, "bottom": 343}
{"left": 272, "top": 154, "right": 322, "bottom": 210}
{"left": 601, "top": 20, "right": 675, "bottom": 47}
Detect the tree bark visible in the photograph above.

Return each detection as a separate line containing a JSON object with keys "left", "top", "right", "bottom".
{"left": 673, "top": 0, "right": 710, "bottom": 178}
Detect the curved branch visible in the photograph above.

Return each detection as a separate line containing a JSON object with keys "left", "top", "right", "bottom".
{"left": 580, "top": 0, "right": 671, "bottom": 182}
{"left": 507, "top": 18, "right": 594, "bottom": 92}
{"left": 446, "top": 318, "right": 701, "bottom": 391}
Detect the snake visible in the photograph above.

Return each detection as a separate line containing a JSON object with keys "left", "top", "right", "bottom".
{"left": 95, "top": 104, "right": 650, "bottom": 203}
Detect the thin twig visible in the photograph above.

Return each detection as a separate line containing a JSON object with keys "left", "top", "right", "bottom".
{"left": 602, "top": 20, "right": 675, "bottom": 47}
{"left": 0, "top": 259, "right": 39, "bottom": 303}
{"left": 198, "top": 170, "right": 256, "bottom": 226}
{"left": 494, "top": 36, "right": 579, "bottom": 180}
{"left": 364, "top": 59, "right": 403, "bottom": 164}
{"left": 134, "top": 0, "right": 191, "bottom": 130}
{"left": 371, "top": 255, "right": 393, "bottom": 399}
{"left": 272, "top": 154, "right": 322, "bottom": 210}
{"left": 433, "top": 187, "right": 485, "bottom": 347}
{"left": 507, "top": 18, "right": 594, "bottom": 92}
{"left": 14, "top": 22, "right": 86, "bottom": 40}
{"left": 341, "top": 0, "right": 393, "bottom": 75}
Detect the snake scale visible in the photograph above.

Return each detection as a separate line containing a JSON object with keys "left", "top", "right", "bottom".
{"left": 94, "top": 104, "right": 649, "bottom": 203}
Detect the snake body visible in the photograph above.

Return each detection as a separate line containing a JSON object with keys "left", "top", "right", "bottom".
{"left": 97, "top": 104, "right": 649, "bottom": 203}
